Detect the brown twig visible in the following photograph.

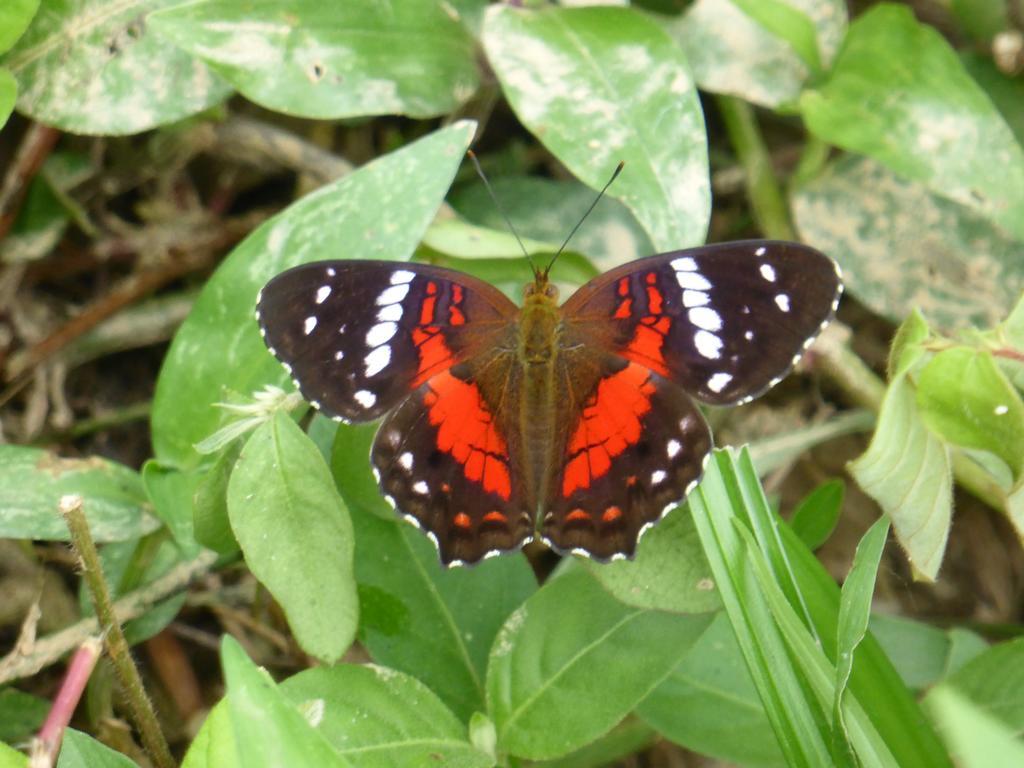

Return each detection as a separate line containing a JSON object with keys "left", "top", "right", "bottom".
{"left": 0, "top": 123, "right": 61, "bottom": 242}
{"left": 60, "top": 495, "right": 175, "bottom": 768}
{"left": 0, "top": 548, "right": 217, "bottom": 686}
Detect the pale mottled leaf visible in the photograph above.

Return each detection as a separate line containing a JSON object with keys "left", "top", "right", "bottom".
{"left": 2, "top": 0, "right": 232, "bottom": 135}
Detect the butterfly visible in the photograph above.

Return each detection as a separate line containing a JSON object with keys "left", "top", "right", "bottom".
{"left": 256, "top": 239, "right": 841, "bottom": 566}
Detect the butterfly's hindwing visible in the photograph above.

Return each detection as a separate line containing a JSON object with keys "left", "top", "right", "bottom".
{"left": 562, "top": 240, "right": 843, "bottom": 406}
{"left": 371, "top": 361, "right": 533, "bottom": 565}
{"left": 543, "top": 355, "right": 712, "bottom": 561}
{"left": 256, "top": 261, "right": 518, "bottom": 422}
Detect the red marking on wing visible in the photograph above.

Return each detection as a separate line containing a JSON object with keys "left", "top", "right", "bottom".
{"left": 423, "top": 370, "right": 512, "bottom": 500}
{"left": 626, "top": 316, "right": 671, "bottom": 376}
{"left": 617, "top": 277, "right": 630, "bottom": 296}
{"left": 613, "top": 297, "right": 632, "bottom": 319}
{"left": 566, "top": 508, "right": 591, "bottom": 523}
{"left": 454, "top": 512, "right": 472, "bottom": 529}
{"left": 419, "top": 281, "right": 439, "bottom": 325}
{"left": 602, "top": 506, "right": 623, "bottom": 523}
{"left": 449, "top": 283, "right": 466, "bottom": 325}
{"left": 483, "top": 510, "right": 508, "bottom": 524}
{"left": 562, "top": 363, "right": 656, "bottom": 496}
{"left": 412, "top": 326, "right": 454, "bottom": 386}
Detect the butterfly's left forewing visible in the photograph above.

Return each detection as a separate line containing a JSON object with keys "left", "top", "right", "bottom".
{"left": 257, "top": 261, "right": 518, "bottom": 422}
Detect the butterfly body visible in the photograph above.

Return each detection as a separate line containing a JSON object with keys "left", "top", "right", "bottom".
{"left": 256, "top": 240, "right": 842, "bottom": 566}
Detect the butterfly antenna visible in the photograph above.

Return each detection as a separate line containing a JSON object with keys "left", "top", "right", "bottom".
{"left": 467, "top": 150, "right": 537, "bottom": 275}
{"left": 544, "top": 161, "right": 624, "bottom": 277}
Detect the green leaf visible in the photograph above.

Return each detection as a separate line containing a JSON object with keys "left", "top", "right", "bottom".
{"left": 0, "top": 445, "right": 158, "bottom": 541}
{"left": 917, "top": 347, "right": 1024, "bottom": 481}
{"left": 192, "top": 444, "right": 240, "bottom": 554}
{"left": 586, "top": 504, "right": 720, "bottom": 614}
{"left": 792, "top": 154, "right": 1024, "bottom": 331}
{"left": 150, "top": 0, "right": 478, "bottom": 119}
{"left": 800, "top": 4, "right": 1024, "bottom": 241}
{"left": 887, "top": 309, "right": 931, "bottom": 380}
{"left": 334, "top": 421, "right": 536, "bottom": 722}
{"left": 0, "top": 689, "right": 48, "bottom": 743}
{"left": 220, "top": 636, "right": 350, "bottom": 768}
{"left": 729, "top": 0, "right": 823, "bottom": 72}
{"left": 0, "top": 0, "right": 38, "bottom": 52}
{"left": 0, "top": 741, "right": 27, "bottom": 768}
{"left": 483, "top": 5, "right": 710, "bottom": 253}
{"left": 449, "top": 174, "right": 654, "bottom": 272}
{"left": 868, "top": 613, "right": 988, "bottom": 691}
{"left": 56, "top": 729, "right": 138, "bottom": 767}
{"left": 151, "top": 121, "right": 476, "bottom": 467}
{"left": 531, "top": 719, "right": 657, "bottom": 768}
{"left": 141, "top": 461, "right": 199, "bottom": 549}
{"left": 228, "top": 413, "right": 357, "bottom": 663}
{"left": 1, "top": 0, "right": 231, "bottom": 135}
{"left": 688, "top": 452, "right": 833, "bottom": 767}
{"left": 848, "top": 376, "right": 952, "bottom": 581}
{"left": 0, "top": 69, "right": 15, "bottom": 128}
{"left": 638, "top": 612, "right": 785, "bottom": 767}
{"left": 691, "top": 449, "right": 950, "bottom": 768}
{"left": 924, "top": 687, "right": 1024, "bottom": 768}
{"left": 422, "top": 218, "right": 555, "bottom": 261}
{"left": 941, "top": 637, "right": 1024, "bottom": 731}
{"left": 833, "top": 517, "right": 890, "bottom": 758}
{"left": 951, "top": 0, "right": 1009, "bottom": 43}
{"left": 279, "top": 665, "right": 493, "bottom": 767}
{"left": 181, "top": 702, "right": 239, "bottom": 768}
{"left": 486, "top": 567, "right": 709, "bottom": 760}
{"left": 790, "top": 479, "right": 844, "bottom": 550}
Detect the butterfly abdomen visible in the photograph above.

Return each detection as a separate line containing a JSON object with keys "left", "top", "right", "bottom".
{"left": 516, "top": 293, "right": 565, "bottom": 516}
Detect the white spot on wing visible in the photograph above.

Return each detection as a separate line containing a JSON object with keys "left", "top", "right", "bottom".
{"left": 377, "top": 303, "right": 403, "bottom": 322}
{"left": 326, "top": 267, "right": 336, "bottom": 277}
{"left": 694, "top": 330, "right": 723, "bottom": 359}
{"left": 366, "top": 322, "right": 397, "bottom": 347}
{"left": 682, "top": 289, "right": 709, "bottom": 308}
{"left": 667, "top": 439, "right": 681, "bottom": 458}
{"left": 315, "top": 285, "right": 331, "bottom": 304}
{"left": 759, "top": 264, "right": 776, "bottom": 282}
{"left": 708, "top": 372, "right": 733, "bottom": 393}
{"left": 354, "top": 389, "right": 376, "bottom": 408}
{"left": 775, "top": 294, "right": 791, "bottom": 313}
{"left": 377, "top": 284, "right": 410, "bottom": 305}
{"left": 676, "top": 271, "right": 712, "bottom": 291}
{"left": 334, "top": 350, "right": 344, "bottom": 361}
{"left": 390, "top": 270, "right": 415, "bottom": 284}
{"left": 744, "top": 330, "right": 754, "bottom": 341}
{"left": 688, "top": 307, "right": 722, "bottom": 332}
{"left": 303, "top": 316, "right": 317, "bottom": 335}
{"left": 364, "top": 345, "right": 391, "bottom": 376}
{"left": 671, "top": 256, "right": 698, "bottom": 271}
{"left": 413, "top": 480, "right": 429, "bottom": 494}
{"left": 651, "top": 470, "right": 667, "bottom": 484}
{"left": 399, "top": 452, "right": 413, "bottom": 470}
{"left": 755, "top": 246, "right": 767, "bottom": 257}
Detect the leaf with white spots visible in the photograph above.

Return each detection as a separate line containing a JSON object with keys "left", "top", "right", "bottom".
{"left": 666, "top": 0, "right": 846, "bottom": 108}
{"left": 149, "top": 0, "right": 479, "bottom": 119}
{"left": 227, "top": 412, "right": 357, "bottom": 663}
{"left": 916, "top": 347, "right": 1024, "bottom": 482}
{"left": 1, "top": 0, "right": 232, "bottom": 135}
{"left": 151, "top": 121, "right": 476, "bottom": 467}
{"left": 801, "top": 4, "right": 1024, "bottom": 241}
{"left": 0, "top": 444, "right": 159, "bottom": 542}
{"left": 486, "top": 566, "right": 710, "bottom": 760}
{"left": 483, "top": 5, "right": 710, "bottom": 254}
{"left": 793, "top": 155, "right": 1024, "bottom": 331}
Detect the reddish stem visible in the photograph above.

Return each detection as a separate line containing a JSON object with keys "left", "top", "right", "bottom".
{"left": 31, "top": 637, "right": 102, "bottom": 766}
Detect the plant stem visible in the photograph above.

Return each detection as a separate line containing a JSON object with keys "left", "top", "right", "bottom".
{"left": 60, "top": 495, "right": 176, "bottom": 768}
{"left": 716, "top": 94, "right": 796, "bottom": 241}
